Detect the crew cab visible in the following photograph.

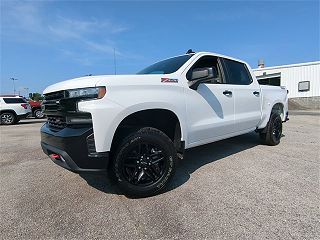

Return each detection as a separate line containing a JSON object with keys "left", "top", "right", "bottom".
{"left": 41, "top": 51, "right": 288, "bottom": 197}
{"left": 0, "top": 95, "right": 32, "bottom": 125}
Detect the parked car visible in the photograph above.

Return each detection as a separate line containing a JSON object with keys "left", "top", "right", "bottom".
{"left": 29, "top": 100, "right": 45, "bottom": 118}
{"left": 0, "top": 95, "right": 32, "bottom": 125}
{"left": 40, "top": 51, "right": 289, "bottom": 197}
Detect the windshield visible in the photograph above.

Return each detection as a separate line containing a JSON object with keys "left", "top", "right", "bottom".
{"left": 137, "top": 55, "right": 192, "bottom": 74}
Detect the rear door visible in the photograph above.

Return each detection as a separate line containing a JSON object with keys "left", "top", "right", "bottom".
{"left": 222, "top": 58, "right": 261, "bottom": 132}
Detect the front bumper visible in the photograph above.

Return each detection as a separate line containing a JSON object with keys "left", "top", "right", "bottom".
{"left": 41, "top": 123, "right": 109, "bottom": 172}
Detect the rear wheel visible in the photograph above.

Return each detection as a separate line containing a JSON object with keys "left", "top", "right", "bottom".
{"left": 0, "top": 112, "right": 16, "bottom": 125}
{"left": 34, "top": 109, "right": 45, "bottom": 119}
{"left": 112, "top": 127, "right": 177, "bottom": 197}
{"left": 260, "top": 113, "right": 282, "bottom": 146}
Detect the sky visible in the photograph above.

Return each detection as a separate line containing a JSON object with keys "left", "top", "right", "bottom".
{"left": 1, "top": 0, "right": 319, "bottom": 95}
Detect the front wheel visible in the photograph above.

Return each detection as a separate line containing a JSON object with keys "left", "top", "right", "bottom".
{"left": 260, "top": 113, "right": 283, "bottom": 146}
{"left": 112, "top": 127, "right": 177, "bottom": 197}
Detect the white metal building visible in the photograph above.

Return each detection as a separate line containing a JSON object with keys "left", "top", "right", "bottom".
{"left": 253, "top": 61, "right": 320, "bottom": 99}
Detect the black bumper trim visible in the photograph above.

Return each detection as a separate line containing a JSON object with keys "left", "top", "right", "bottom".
{"left": 41, "top": 142, "right": 107, "bottom": 172}
{"left": 41, "top": 123, "right": 109, "bottom": 172}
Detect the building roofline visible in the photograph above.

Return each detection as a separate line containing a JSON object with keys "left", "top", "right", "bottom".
{"left": 253, "top": 61, "right": 320, "bottom": 71}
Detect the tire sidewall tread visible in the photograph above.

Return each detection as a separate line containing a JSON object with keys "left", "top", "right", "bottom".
{"left": 260, "top": 113, "right": 282, "bottom": 146}
{"left": 113, "top": 127, "right": 177, "bottom": 197}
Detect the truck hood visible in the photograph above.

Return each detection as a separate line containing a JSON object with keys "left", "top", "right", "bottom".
{"left": 43, "top": 74, "right": 178, "bottom": 94}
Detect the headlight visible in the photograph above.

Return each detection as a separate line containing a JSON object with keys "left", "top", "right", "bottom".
{"left": 67, "top": 87, "right": 106, "bottom": 99}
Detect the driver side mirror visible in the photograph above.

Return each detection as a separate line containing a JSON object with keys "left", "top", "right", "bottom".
{"left": 191, "top": 68, "right": 211, "bottom": 80}
{"left": 189, "top": 67, "right": 215, "bottom": 90}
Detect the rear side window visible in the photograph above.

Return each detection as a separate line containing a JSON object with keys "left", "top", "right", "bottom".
{"left": 223, "top": 59, "right": 252, "bottom": 85}
{"left": 3, "top": 98, "right": 27, "bottom": 104}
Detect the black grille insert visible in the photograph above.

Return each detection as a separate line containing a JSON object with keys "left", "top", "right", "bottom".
{"left": 44, "top": 91, "right": 66, "bottom": 101}
{"left": 43, "top": 90, "right": 78, "bottom": 113}
{"left": 47, "top": 116, "right": 67, "bottom": 129}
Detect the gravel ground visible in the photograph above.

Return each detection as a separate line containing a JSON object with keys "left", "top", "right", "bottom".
{"left": 0, "top": 114, "right": 319, "bottom": 240}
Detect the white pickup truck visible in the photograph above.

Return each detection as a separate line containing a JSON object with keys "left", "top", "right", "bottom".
{"left": 41, "top": 51, "right": 288, "bottom": 197}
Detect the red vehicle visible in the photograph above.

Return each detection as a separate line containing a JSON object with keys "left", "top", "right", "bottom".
{"left": 29, "top": 100, "right": 45, "bottom": 118}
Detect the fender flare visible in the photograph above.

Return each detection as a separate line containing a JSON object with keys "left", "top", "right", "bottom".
{"left": 258, "top": 101, "right": 285, "bottom": 129}
{"left": 106, "top": 103, "right": 187, "bottom": 149}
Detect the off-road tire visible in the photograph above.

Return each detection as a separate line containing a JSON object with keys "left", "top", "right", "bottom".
{"left": 260, "top": 113, "right": 282, "bottom": 146}
{"left": 112, "top": 127, "right": 177, "bottom": 198}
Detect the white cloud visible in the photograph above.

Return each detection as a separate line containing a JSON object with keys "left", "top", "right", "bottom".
{"left": 47, "top": 15, "right": 127, "bottom": 40}
{"left": 1, "top": 1, "right": 128, "bottom": 64}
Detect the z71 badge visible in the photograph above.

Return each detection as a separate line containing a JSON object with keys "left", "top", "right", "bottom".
{"left": 161, "top": 78, "right": 178, "bottom": 83}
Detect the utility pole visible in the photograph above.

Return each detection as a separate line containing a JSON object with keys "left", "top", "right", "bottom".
{"left": 24, "top": 87, "right": 29, "bottom": 98}
{"left": 113, "top": 48, "right": 117, "bottom": 75}
{"left": 10, "top": 78, "right": 18, "bottom": 95}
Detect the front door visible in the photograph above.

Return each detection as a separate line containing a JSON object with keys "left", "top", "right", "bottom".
{"left": 184, "top": 55, "right": 235, "bottom": 146}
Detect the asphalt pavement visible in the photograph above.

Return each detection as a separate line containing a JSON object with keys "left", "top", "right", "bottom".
{"left": 0, "top": 114, "right": 319, "bottom": 239}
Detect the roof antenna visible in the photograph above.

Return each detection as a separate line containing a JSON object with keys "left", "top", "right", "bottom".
{"left": 113, "top": 48, "right": 117, "bottom": 75}
{"left": 186, "top": 49, "right": 195, "bottom": 54}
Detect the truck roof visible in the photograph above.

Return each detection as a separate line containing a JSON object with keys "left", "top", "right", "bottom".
{"left": 161, "top": 51, "right": 250, "bottom": 68}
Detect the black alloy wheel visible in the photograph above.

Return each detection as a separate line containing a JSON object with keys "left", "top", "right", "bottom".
{"left": 113, "top": 127, "right": 177, "bottom": 197}
{"left": 122, "top": 143, "right": 166, "bottom": 186}
{"left": 260, "top": 113, "right": 282, "bottom": 146}
{"left": 272, "top": 116, "right": 282, "bottom": 142}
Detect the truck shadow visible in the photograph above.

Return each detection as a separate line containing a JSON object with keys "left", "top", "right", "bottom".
{"left": 79, "top": 132, "right": 261, "bottom": 197}
{"left": 166, "top": 132, "right": 260, "bottom": 193}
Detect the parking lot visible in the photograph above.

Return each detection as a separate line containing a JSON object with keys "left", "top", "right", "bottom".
{"left": 0, "top": 113, "right": 319, "bottom": 239}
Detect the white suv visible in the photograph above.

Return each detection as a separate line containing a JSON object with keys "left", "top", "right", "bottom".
{"left": 0, "top": 96, "right": 32, "bottom": 125}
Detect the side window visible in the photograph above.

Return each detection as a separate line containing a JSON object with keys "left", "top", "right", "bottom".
{"left": 223, "top": 59, "right": 252, "bottom": 85}
{"left": 3, "top": 98, "right": 27, "bottom": 104}
{"left": 187, "top": 56, "right": 223, "bottom": 84}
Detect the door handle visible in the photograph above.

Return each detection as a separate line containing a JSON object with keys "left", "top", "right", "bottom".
{"left": 223, "top": 90, "right": 232, "bottom": 96}
{"left": 253, "top": 91, "right": 260, "bottom": 96}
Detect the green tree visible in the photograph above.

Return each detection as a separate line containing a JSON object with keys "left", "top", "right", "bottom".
{"left": 31, "top": 92, "right": 44, "bottom": 101}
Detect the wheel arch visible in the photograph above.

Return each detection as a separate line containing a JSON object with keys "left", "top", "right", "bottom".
{"left": 0, "top": 109, "right": 17, "bottom": 117}
{"left": 109, "top": 107, "right": 185, "bottom": 156}
{"left": 271, "top": 102, "right": 285, "bottom": 119}
{"left": 258, "top": 101, "right": 285, "bottom": 129}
